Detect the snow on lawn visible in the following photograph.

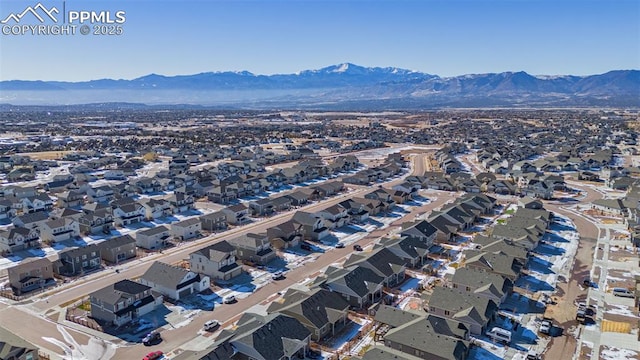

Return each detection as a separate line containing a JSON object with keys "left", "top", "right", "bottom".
{"left": 468, "top": 340, "right": 507, "bottom": 360}
{"left": 605, "top": 304, "right": 638, "bottom": 318}
{"left": 600, "top": 346, "right": 639, "bottom": 360}
{"left": 43, "top": 324, "right": 117, "bottom": 360}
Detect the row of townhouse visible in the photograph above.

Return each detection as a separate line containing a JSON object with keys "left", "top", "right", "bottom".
{"left": 418, "top": 204, "right": 553, "bottom": 343}
{"left": 6, "top": 234, "right": 137, "bottom": 295}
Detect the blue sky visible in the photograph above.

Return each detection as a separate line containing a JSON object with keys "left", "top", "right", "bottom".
{"left": 0, "top": 0, "right": 638, "bottom": 81}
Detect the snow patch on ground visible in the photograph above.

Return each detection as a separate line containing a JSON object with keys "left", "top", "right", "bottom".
{"left": 43, "top": 324, "right": 117, "bottom": 360}
{"left": 605, "top": 304, "right": 638, "bottom": 318}
{"left": 600, "top": 346, "right": 639, "bottom": 360}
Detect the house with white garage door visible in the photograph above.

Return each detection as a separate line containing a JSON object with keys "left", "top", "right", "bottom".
{"left": 139, "top": 261, "right": 210, "bottom": 301}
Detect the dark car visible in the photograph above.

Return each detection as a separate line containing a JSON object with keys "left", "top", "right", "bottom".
{"left": 353, "top": 244, "right": 363, "bottom": 251}
{"left": 142, "top": 330, "right": 161, "bottom": 346}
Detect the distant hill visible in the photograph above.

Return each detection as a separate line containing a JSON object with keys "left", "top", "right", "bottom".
{"left": 1, "top": 63, "right": 638, "bottom": 108}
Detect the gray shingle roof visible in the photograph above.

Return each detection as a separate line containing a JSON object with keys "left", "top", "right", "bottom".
{"left": 141, "top": 261, "right": 193, "bottom": 289}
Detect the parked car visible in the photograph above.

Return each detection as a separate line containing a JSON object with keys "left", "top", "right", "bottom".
{"left": 612, "top": 287, "right": 634, "bottom": 298}
{"left": 203, "top": 320, "right": 219, "bottom": 331}
{"left": 223, "top": 295, "right": 236, "bottom": 304}
{"left": 486, "top": 327, "right": 511, "bottom": 344}
{"left": 526, "top": 350, "right": 541, "bottom": 360}
{"left": 272, "top": 271, "right": 284, "bottom": 280}
{"left": 335, "top": 242, "right": 345, "bottom": 248}
{"left": 576, "top": 306, "right": 586, "bottom": 323}
{"left": 142, "top": 330, "right": 161, "bottom": 346}
{"left": 143, "top": 351, "right": 163, "bottom": 360}
{"left": 539, "top": 319, "right": 552, "bottom": 335}
{"left": 353, "top": 244, "right": 363, "bottom": 251}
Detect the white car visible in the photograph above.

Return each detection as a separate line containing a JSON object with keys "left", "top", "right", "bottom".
{"left": 203, "top": 319, "right": 219, "bottom": 331}
{"left": 539, "top": 320, "right": 552, "bottom": 335}
{"left": 223, "top": 295, "right": 236, "bottom": 304}
{"left": 272, "top": 271, "right": 284, "bottom": 280}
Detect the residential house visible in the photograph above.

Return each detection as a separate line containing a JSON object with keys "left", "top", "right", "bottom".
{"left": 199, "top": 211, "right": 228, "bottom": 232}
{"left": 139, "top": 261, "right": 210, "bottom": 301}
{"left": 400, "top": 220, "right": 438, "bottom": 247}
{"left": 54, "top": 244, "right": 101, "bottom": 276}
{"left": 517, "top": 196, "right": 544, "bottom": 210}
{"left": 0, "top": 226, "right": 39, "bottom": 253}
{"left": 135, "top": 225, "right": 170, "bottom": 250}
{"left": 382, "top": 317, "right": 470, "bottom": 360}
{"left": 343, "top": 247, "right": 407, "bottom": 287}
{"left": 96, "top": 234, "right": 137, "bottom": 264}
{"left": 139, "top": 198, "right": 173, "bottom": 220}
{"left": 112, "top": 201, "right": 145, "bottom": 227}
{"left": 292, "top": 211, "right": 329, "bottom": 241}
{"left": 338, "top": 199, "right": 370, "bottom": 223}
{"left": 374, "top": 236, "right": 431, "bottom": 268}
{"left": 78, "top": 208, "right": 114, "bottom": 235}
{"left": 315, "top": 204, "right": 350, "bottom": 229}
{"left": 285, "top": 190, "right": 309, "bottom": 206}
{"left": 213, "top": 313, "right": 311, "bottom": 360}
{"left": 228, "top": 232, "right": 276, "bottom": 265}
{"left": 0, "top": 199, "right": 16, "bottom": 222}
{"left": 221, "top": 204, "right": 250, "bottom": 225}
{"left": 167, "top": 193, "right": 195, "bottom": 213}
{"left": 87, "top": 186, "right": 115, "bottom": 203}
{"left": 450, "top": 267, "right": 512, "bottom": 303}
{"left": 7, "top": 257, "right": 54, "bottom": 295}
{"left": 319, "top": 265, "right": 384, "bottom": 308}
{"left": 266, "top": 220, "right": 303, "bottom": 249}
{"left": 427, "top": 286, "right": 498, "bottom": 336}
{"left": 189, "top": 241, "right": 242, "bottom": 281}
{"left": 463, "top": 250, "right": 523, "bottom": 282}
{"left": 171, "top": 218, "right": 202, "bottom": 241}
{"left": 40, "top": 218, "right": 80, "bottom": 243}
{"left": 90, "top": 279, "right": 162, "bottom": 326}
{"left": 266, "top": 287, "right": 350, "bottom": 341}
{"left": 11, "top": 211, "right": 49, "bottom": 230}
{"left": 0, "top": 325, "right": 41, "bottom": 360}
{"left": 57, "top": 190, "right": 85, "bottom": 208}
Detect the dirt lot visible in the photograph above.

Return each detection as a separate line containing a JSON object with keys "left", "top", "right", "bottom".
{"left": 15, "top": 151, "right": 75, "bottom": 160}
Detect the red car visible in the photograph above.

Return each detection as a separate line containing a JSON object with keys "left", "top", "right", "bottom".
{"left": 143, "top": 351, "right": 163, "bottom": 360}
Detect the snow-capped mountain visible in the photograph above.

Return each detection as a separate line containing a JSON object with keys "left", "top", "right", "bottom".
{"left": 1, "top": 64, "right": 638, "bottom": 108}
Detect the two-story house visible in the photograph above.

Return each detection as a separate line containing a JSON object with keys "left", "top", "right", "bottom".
{"left": 7, "top": 257, "right": 54, "bottom": 295}
{"left": 139, "top": 198, "right": 173, "bottom": 221}
{"left": 189, "top": 241, "right": 242, "bottom": 281}
{"left": 171, "top": 218, "right": 201, "bottom": 241}
{"left": 292, "top": 211, "right": 329, "bottom": 241}
{"left": 112, "top": 202, "right": 145, "bottom": 227}
{"left": 78, "top": 208, "right": 114, "bottom": 235}
{"left": 228, "top": 232, "right": 276, "bottom": 265}
{"left": 199, "top": 211, "right": 228, "bottom": 232}
{"left": 87, "top": 186, "right": 115, "bottom": 203}
{"left": 221, "top": 204, "right": 250, "bottom": 225}
{"left": 40, "top": 218, "right": 80, "bottom": 243}
{"left": 90, "top": 279, "right": 162, "bottom": 326}
{"left": 97, "top": 234, "right": 137, "bottom": 264}
{"left": 54, "top": 244, "right": 101, "bottom": 276}
{"left": 167, "top": 193, "right": 194, "bottom": 213}
{"left": 135, "top": 225, "right": 170, "bottom": 250}
{"left": 0, "top": 226, "right": 39, "bottom": 253}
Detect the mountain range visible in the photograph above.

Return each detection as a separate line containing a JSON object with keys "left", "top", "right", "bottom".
{"left": 1, "top": 63, "right": 638, "bottom": 108}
